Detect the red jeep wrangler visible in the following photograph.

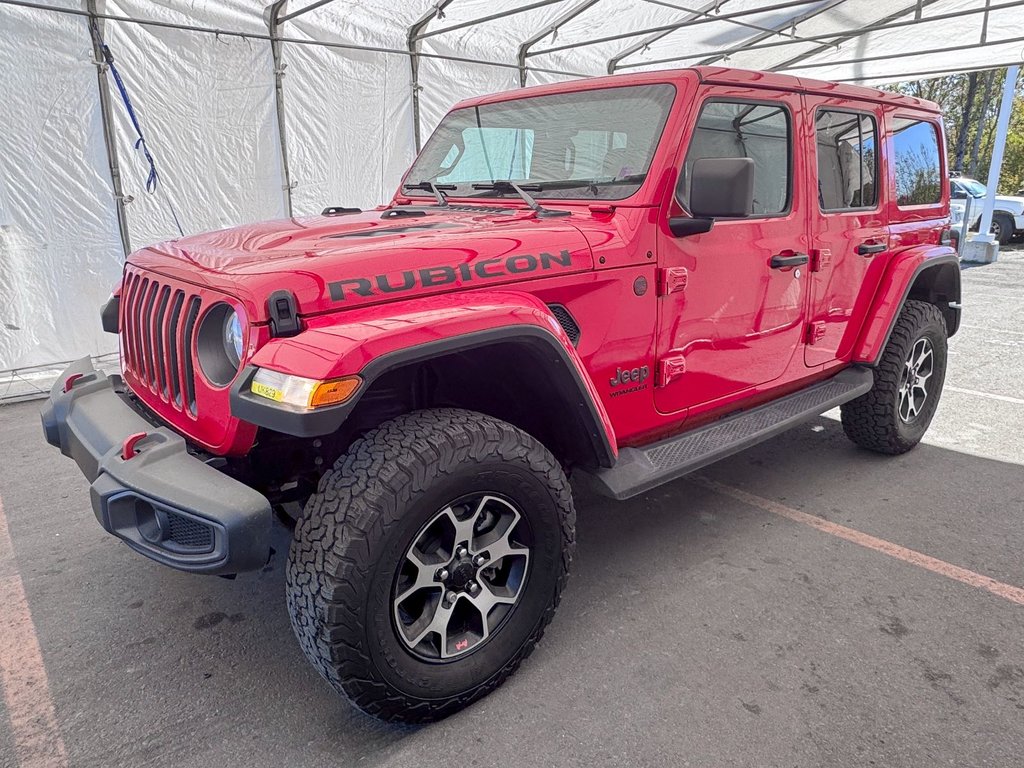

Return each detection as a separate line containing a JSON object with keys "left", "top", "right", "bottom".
{"left": 43, "top": 67, "right": 960, "bottom": 722}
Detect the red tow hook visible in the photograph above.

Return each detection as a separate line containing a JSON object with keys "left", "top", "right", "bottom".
{"left": 121, "top": 432, "right": 148, "bottom": 460}
{"left": 63, "top": 373, "right": 85, "bottom": 392}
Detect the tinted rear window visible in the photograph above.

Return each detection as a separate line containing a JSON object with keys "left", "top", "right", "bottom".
{"left": 891, "top": 118, "right": 942, "bottom": 207}
{"left": 815, "top": 110, "right": 878, "bottom": 211}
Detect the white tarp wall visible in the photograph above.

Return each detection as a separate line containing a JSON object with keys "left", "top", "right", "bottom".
{"left": 0, "top": 1, "right": 123, "bottom": 372}
{"left": 1, "top": 0, "right": 1022, "bottom": 377}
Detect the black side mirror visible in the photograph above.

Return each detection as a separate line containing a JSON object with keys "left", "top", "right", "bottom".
{"left": 668, "top": 157, "right": 755, "bottom": 238}
{"left": 690, "top": 157, "right": 755, "bottom": 217}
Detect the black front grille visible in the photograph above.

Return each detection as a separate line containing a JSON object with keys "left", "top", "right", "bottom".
{"left": 122, "top": 270, "right": 201, "bottom": 416}
{"left": 548, "top": 304, "right": 581, "bottom": 346}
{"left": 166, "top": 512, "right": 214, "bottom": 552}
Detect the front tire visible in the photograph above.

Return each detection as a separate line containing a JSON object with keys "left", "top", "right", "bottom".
{"left": 841, "top": 300, "right": 948, "bottom": 454}
{"left": 992, "top": 212, "right": 1014, "bottom": 245}
{"left": 286, "top": 408, "right": 575, "bottom": 723}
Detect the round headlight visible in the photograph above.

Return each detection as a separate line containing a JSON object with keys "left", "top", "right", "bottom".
{"left": 197, "top": 303, "right": 244, "bottom": 387}
{"left": 224, "top": 310, "right": 243, "bottom": 368}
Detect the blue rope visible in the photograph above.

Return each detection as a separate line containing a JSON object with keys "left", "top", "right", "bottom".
{"left": 90, "top": 20, "right": 184, "bottom": 237}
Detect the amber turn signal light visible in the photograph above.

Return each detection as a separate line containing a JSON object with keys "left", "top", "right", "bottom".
{"left": 310, "top": 376, "right": 361, "bottom": 408}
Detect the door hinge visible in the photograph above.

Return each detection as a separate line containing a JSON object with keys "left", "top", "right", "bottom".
{"left": 806, "top": 321, "right": 826, "bottom": 345}
{"left": 810, "top": 248, "right": 831, "bottom": 272}
{"left": 656, "top": 267, "right": 688, "bottom": 296}
{"left": 658, "top": 354, "right": 687, "bottom": 387}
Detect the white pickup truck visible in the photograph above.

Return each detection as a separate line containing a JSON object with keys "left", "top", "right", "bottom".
{"left": 949, "top": 177, "right": 1024, "bottom": 244}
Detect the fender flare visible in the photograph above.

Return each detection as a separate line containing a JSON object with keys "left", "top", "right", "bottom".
{"left": 853, "top": 248, "right": 960, "bottom": 366}
{"left": 229, "top": 293, "right": 617, "bottom": 468}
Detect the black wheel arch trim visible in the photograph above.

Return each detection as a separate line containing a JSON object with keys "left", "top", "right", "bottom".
{"left": 229, "top": 325, "right": 616, "bottom": 469}
{"left": 869, "top": 252, "right": 960, "bottom": 367}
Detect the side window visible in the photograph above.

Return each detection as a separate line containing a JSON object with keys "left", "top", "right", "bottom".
{"left": 891, "top": 118, "right": 942, "bottom": 206}
{"left": 815, "top": 110, "right": 877, "bottom": 211}
{"left": 679, "top": 100, "right": 791, "bottom": 216}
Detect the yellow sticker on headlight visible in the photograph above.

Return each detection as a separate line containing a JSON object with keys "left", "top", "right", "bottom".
{"left": 251, "top": 380, "right": 284, "bottom": 402}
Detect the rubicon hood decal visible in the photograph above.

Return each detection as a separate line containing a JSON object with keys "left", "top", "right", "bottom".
{"left": 329, "top": 249, "right": 573, "bottom": 302}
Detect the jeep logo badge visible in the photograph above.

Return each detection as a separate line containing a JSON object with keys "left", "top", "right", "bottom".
{"left": 609, "top": 366, "right": 649, "bottom": 387}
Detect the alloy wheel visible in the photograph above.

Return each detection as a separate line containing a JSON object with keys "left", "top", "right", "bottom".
{"left": 392, "top": 493, "right": 531, "bottom": 661}
{"left": 898, "top": 337, "right": 934, "bottom": 423}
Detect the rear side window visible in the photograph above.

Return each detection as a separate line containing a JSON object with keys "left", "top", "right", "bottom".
{"left": 891, "top": 118, "right": 942, "bottom": 206}
{"left": 815, "top": 110, "right": 877, "bottom": 211}
{"left": 680, "top": 100, "right": 791, "bottom": 216}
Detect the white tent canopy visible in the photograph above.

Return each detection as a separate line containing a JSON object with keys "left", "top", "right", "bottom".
{"left": 1, "top": 0, "right": 1021, "bottom": 379}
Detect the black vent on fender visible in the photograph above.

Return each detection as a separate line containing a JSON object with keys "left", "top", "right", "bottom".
{"left": 548, "top": 304, "right": 580, "bottom": 347}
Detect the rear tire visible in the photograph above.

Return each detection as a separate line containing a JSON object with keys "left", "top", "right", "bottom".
{"left": 841, "top": 300, "right": 947, "bottom": 455}
{"left": 286, "top": 408, "right": 575, "bottom": 723}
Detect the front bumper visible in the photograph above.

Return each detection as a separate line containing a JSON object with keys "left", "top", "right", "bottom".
{"left": 40, "top": 358, "right": 272, "bottom": 575}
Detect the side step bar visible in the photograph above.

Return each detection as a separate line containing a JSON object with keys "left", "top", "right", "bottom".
{"left": 580, "top": 367, "right": 874, "bottom": 501}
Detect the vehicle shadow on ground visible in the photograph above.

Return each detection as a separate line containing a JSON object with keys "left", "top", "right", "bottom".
{"left": 5, "top": 402, "right": 1024, "bottom": 767}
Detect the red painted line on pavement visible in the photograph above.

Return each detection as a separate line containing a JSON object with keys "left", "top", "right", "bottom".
{"left": 698, "top": 477, "right": 1024, "bottom": 607}
{"left": 0, "top": 495, "right": 69, "bottom": 768}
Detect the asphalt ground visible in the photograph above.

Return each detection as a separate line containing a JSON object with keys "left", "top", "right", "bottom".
{"left": 2, "top": 249, "right": 1023, "bottom": 768}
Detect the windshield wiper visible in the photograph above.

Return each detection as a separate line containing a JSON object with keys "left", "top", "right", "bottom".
{"left": 470, "top": 181, "right": 569, "bottom": 217}
{"left": 539, "top": 173, "right": 649, "bottom": 193}
{"left": 402, "top": 181, "right": 456, "bottom": 206}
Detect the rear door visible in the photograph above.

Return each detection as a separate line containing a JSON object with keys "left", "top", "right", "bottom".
{"left": 803, "top": 98, "right": 889, "bottom": 367}
{"left": 655, "top": 87, "right": 811, "bottom": 415}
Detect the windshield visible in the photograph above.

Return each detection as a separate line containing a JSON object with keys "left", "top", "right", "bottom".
{"left": 405, "top": 84, "right": 677, "bottom": 201}
{"left": 958, "top": 178, "right": 987, "bottom": 197}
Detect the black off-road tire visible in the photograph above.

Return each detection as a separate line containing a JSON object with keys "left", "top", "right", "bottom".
{"left": 286, "top": 408, "right": 575, "bottom": 723}
{"left": 992, "top": 212, "right": 1015, "bottom": 245}
{"left": 841, "top": 300, "right": 947, "bottom": 455}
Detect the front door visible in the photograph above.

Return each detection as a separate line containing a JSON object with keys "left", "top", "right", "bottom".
{"left": 655, "top": 89, "right": 810, "bottom": 415}
{"left": 803, "top": 98, "right": 889, "bottom": 367}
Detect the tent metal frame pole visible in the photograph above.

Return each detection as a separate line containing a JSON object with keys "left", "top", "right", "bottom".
{"left": 278, "top": 0, "right": 338, "bottom": 25}
{"left": 767, "top": 0, "right": 941, "bottom": 72}
{"left": 640, "top": 0, "right": 825, "bottom": 47}
{"left": 775, "top": 34, "right": 1024, "bottom": 75}
{"left": 695, "top": 0, "right": 847, "bottom": 68}
{"left": 408, "top": 1, "right": 458, "bottom": 153}
{"left": 412, "top": 0, "right": 566, "bottom": 44}
{"left": 834, "top": 59, "right": 1024, "bottom": 83}
{"left": 0, "top": 1, "right": 588, "bottom": 79}
{"left": 975, "top": 65, "right": 1019, "bottom": 245}
{"left": 526, "top": 0, "right": 825, "bottom": 58}
{"left": 518, "top": 0, "right": 602, "bottom": 87}
{"left": 612, "top": 0, "right": 1024, "bottom": 70}
{"left": 607, "top": 0, "right": 731, "bottom": 73}
{"left": 86, "top": 0, "right": 131, "bottom": 257}
{"left": 267, "top": 0, "right": 295, "bottom": 218}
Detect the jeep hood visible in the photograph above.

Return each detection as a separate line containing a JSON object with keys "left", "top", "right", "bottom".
{"left": 128, "top": 207, "right": 594, "bottom": 322}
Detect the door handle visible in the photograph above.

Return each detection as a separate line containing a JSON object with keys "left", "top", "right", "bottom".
{"left": 855, "top": 242, "right": 886, "bottom": 256}
{"left": 770, "top": 252, "right": 809, "bottom": 268}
